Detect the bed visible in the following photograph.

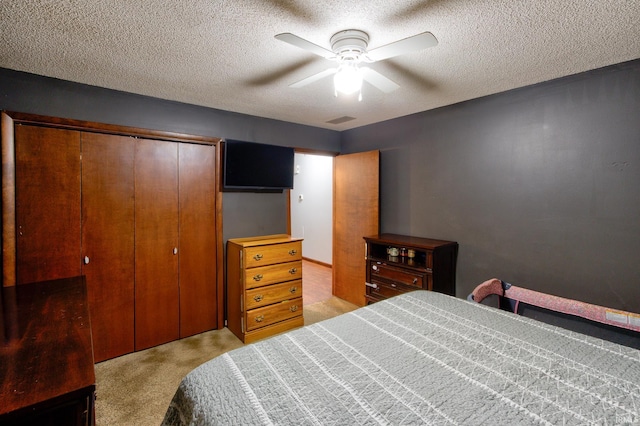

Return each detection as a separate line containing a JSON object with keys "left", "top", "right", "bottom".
{"left": 162, "top": 280, "right": 640, "bottom": 425}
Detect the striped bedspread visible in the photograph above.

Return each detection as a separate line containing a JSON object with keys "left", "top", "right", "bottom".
{"left": 162, "top": 290, "right": 640, "bottom": 425}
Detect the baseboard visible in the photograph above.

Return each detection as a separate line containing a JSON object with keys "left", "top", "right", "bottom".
{"left": 302, "top": 257, "right": 332, "bottom": 269}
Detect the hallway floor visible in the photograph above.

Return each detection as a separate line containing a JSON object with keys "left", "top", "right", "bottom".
{"left": 302, "top": 259, "right": 332, "bottom": 305}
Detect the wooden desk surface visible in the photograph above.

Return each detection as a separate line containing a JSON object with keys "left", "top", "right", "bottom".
{"left": 0, "top": 276, "right": 95, "bottom": 417}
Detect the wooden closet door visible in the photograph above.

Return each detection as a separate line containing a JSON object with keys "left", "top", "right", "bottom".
{"left": 81, "top": 132, "right": 135, "bottom": 362}
{"left": 135, "top": 138, "right": 179, "bottom": 350}
{"left": 178, "top": 143, "right": 217, "bottom": 337}
{"left": 15, "top": 125, "right": 81, "bottom": 284}
{"left": 333, "top": 150, "right": 379, "bottom": 306}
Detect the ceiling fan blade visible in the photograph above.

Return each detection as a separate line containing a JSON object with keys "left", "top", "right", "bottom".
{"left": 275, "top": 33, "right": 335, "bottom": 59}
{"left": 361, "top": 67, "right": 400, "bottom": 93}
{"left": 289, "top": 68, "right": 337, "bottom": 88}
{"left": 365, "top": 32, "right": 438, "bottom": 62}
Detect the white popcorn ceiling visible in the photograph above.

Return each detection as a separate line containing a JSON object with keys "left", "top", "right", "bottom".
{"left": 0, "top": 1, "right": 638, "bottom": 131}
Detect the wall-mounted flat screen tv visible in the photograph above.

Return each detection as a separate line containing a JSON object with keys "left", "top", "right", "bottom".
{"left": 222, "top": 139, "right": 295, "bottom": 192}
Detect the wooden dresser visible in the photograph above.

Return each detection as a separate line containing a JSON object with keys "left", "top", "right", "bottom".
{"left": 0, "top": 276, "right": 95, "bottom": 425}
{"left": 364, "top": 234, "right": 458, "bottom": 304}
{"left": 227, "top": 234, "right": 304, "bottom": 343}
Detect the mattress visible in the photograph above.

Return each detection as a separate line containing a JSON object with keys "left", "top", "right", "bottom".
{"left": 162, "top": 290, "right": 640, "bottom": 425}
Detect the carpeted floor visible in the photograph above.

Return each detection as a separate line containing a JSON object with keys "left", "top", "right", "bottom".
{"left": 94, "top": 296, "right": 357, "bottom": 425}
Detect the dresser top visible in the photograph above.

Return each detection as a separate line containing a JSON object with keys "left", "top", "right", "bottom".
{"left": 1, "top": 276, "right": 95, "bottom": 416}
{"left": 227, "top": 234, "right": 303, "bottom": 247}
{"left": 364, "top": 233, "right": 457, "bottom": 250}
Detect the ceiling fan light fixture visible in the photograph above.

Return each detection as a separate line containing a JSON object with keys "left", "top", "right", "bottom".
{"left": 276, "top": 28, "right": 437, "bottom": 101}
{"left": 334, "top": 63, "right": 363, "bottom": 96}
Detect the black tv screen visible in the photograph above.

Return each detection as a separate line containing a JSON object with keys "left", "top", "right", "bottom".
{"left": 223, "top": 139, "right": 294, "bottom": 191}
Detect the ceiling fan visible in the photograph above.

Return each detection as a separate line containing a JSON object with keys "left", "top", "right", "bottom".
{"left": 275, "top": 29, "right": 438, "bottom": 100}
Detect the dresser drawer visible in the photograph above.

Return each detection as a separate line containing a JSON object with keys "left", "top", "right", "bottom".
{"left": 244, "top": 241, "right": 302, "bottom": 268}
{"left": 245, "top": 280, "right": 302, "bottom": 310}
{"left": 245, "top": 298, "right": 303, "bottom": 331}
{"left": 369, "top": 262, "right": 426, "bottom": 289}
{"left": 243, "top": 260, "right": 302, "bottom": 289}
{"left": 367, "top": 280, "right": 415, "bottom": 299}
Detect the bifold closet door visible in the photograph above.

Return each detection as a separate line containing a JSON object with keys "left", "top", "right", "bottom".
{"left": 81, "top": 132, "right": 135, "bottom": 362}
{"left": 178, "top": 143, "right": 217, "bottom": 337}
{"left": 135, "top": 138, "right": 179, "bottom": 351}
{"left": 14, "top": 125, "right": 81, "bottom": 285}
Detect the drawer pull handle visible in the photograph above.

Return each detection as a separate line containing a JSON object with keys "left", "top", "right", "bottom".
{"left": 253, "top": 274, "right": 264, "bottom": 281}
{"left": 365, "top": 282, "right": 378, "bottom": 289}
{"left": 413, "top": 278, "right": 418, "bottom": 285}
{"left": 290, "top": 305, "right": 298, "bottom": 312}
{"left": 289, "top": 268, "right": 298, "bottom": 274}
{"left": 253, "top": 253, "right": 263, "bottom": 261}
{"left": 255, "top": 315, "right": 264, "bottom": 323}
{"left": 288, "top": 249, "right": 297, "bottom": 256}
{"left": 391, "top": 283, "right": 397, "bottom": 288}
{"left": 253, "top": 294, "right": 263, "bottom": 302}
{"left": 289, "top": 286, "right": 297, "bottom": 294}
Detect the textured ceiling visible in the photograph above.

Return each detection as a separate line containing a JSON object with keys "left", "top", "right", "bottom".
{"left": 1, "top": 1, "right": 638, "bottom": 131}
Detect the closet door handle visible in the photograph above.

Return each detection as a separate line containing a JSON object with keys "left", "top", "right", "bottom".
{"left": 173, "top": 247, "right": 178, "bottom": 255}
{"left": 83, "top": 256, "right": 90, "bottom": 265}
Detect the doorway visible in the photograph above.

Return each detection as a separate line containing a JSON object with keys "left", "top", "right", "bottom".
{"left": 290, "top": 152, "right": 333, "bottom": 304}
{"left": 290, "top": 149, "right": 380, "bottom": 307}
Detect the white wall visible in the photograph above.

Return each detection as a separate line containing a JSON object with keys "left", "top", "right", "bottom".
{"left": 290, "top": 153, "right": 333, "bottom": 265}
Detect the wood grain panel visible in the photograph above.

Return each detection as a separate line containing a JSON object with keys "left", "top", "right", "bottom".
{"left": 178, "top": 143, "right": 217, "bottom": 338}
{"left": 245, "top": 298, "right": 302, "bottom": 331}
{"left": 245, "top": 279, "right": 302, "bottom": 310}
{"left": 2, "top": 112, "right": 16, "bottom": 286}
{"left": 243, "top": 241, "right": 302, "bottom": 268}
{"left": 134, "top": 138, "right": 179, "bottom": 350}
{"left": 332, "top": 150, "right": 379, "bottom": 306}
{"left": 0, "top": 277, "right": 94, "bottom": 421}
{"left": 81, "top": 132, "right": 135, "bottom": 361}
{"left": 15, "top": 125, "right": 81, "bottom": 284}
{"left": 243, "top": 260, "right": 302, "bottom": 289}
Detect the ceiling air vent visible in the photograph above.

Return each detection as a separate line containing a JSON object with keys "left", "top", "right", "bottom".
{"left": 326, "top": 116, "right": 356, "bottom": 125}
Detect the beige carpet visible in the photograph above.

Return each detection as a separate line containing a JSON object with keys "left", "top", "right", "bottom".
{"left": 94, "top": 296, "right": 357, "bottom": 425}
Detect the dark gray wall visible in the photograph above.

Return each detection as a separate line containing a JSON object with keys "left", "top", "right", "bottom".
{"left": 342, "top": 60, "right": 640, "bottom": 312}
{"left": 3, "top": 62, "right": 639, "bottom": 312}
{"left": 0, "top": 68, "right": 340, "bottom": 242}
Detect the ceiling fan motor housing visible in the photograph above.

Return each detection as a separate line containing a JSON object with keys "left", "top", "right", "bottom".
{"left": 330, "top": 29, "right": 369, "bottom": 61}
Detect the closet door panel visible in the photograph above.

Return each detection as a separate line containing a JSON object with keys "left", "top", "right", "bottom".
{"left": 178, "top": 143, "right": 217, "bottom": 337}
{"left": 135, "top": 139, "right": 179, "bottom": 350}
{"left": 15, "top": 125, "right": 81, "bottom": 284}
{"left": 81, "top": 132, "right": 135, "bottom": 361}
